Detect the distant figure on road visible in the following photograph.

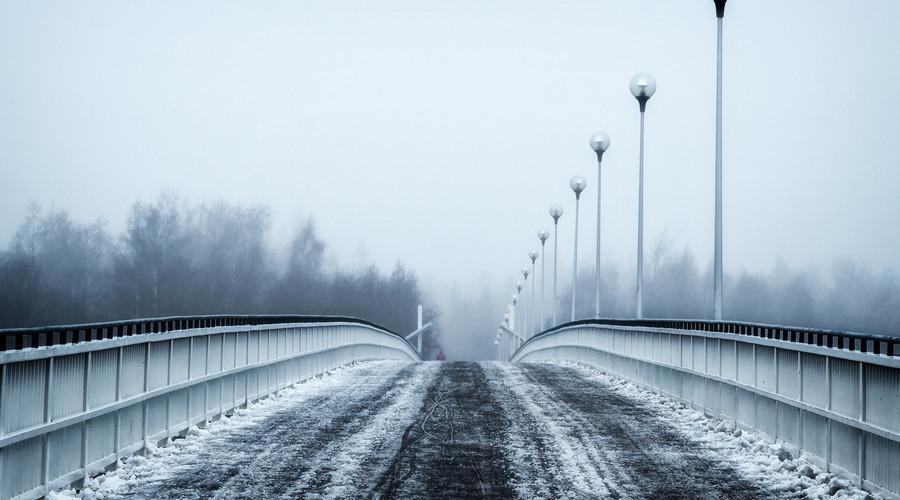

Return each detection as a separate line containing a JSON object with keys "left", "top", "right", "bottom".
{"left": 435, "top": 351, "right": 446, "bottom": 361}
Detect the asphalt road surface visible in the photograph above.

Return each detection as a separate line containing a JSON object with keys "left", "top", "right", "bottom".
{"left": 99, "top": 361, "right": 793, "bottom": 499}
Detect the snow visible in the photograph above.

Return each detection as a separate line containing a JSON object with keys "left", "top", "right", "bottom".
{"left": 546, "top": 360, "right": 880, "bottom": 500}
{"left": 47, "top": 360, "right": 420, "bottom": 500}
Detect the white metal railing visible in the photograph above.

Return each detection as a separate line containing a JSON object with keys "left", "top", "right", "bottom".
{"left": 0, "top": 319, "right": 419, "bottom": 500}
{"left": 511, "top": 321, "right": 900, "bottom": 498}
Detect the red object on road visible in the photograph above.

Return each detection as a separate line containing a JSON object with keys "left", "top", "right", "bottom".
{"left": 435, "top": 351, "right": 446, "bottom": 361}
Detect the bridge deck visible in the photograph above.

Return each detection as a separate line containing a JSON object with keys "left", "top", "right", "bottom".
{"left": 71, "top": 361, "right": 812, "bottom": 499}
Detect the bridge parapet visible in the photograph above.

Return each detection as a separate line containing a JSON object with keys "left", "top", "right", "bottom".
{"left": 0, "top": 317, "right": 419, "bottom": 500}
{"left": 511, "top": 320, "right": 900, "bottom": 498}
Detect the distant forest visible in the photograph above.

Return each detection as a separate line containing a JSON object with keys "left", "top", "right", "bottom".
{"left": 0, "top": 195, "right": 435, "bottom": 341}
{"left": 558, "top": 237, "right": 900, "bottom": 337}
{"left": 444, "top": 239, "right": 900, "bottom": 361}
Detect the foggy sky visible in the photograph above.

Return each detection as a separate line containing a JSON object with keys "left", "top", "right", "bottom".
{"left": 2, "top": 0, "right": 899, "bottom": 314}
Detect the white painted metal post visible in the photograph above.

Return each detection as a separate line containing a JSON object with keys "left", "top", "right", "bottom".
{"left": 713, "top": 8, "right": 725, "bottom": 321}
{"left": 417, "top": 305, "right": 423, "bottom": 354}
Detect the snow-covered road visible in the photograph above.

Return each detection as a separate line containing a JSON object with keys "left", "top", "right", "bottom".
{"left": 61, "top": 361, "right": 870, "bottom": 499}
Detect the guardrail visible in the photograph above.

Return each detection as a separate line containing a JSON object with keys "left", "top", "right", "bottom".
{"left": 0, "top": 316, "right": 420, "bottom": 500}
{"left": 510, "top": 319, "right": 900, "bottom": 498}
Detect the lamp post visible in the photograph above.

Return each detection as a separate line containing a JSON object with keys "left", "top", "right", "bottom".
{"left": 516, "top": 281, "right": 524, "bottom": 333}
{"left": 511, "top": 294, "right": 518, "bottom": 332}
{"left": 528, "top": 251, "right": 538, "bottom": 337}
{"left": 629, "top": 73, "right": 657, "bottom": 319}
{"left": 713, "top": 0, "right": 727, "bottom": 320}
{"left": 549, "top": 205, "right": 563, "bottom": 326}
{"left": 569, "top": 175, "right": 587, "bottom": 321}
{"left": 537, "top": 229, "right": 549, "bottom": 332}
{"left": 521, "top": 267, "right": 530, "bottom": 340}
{"left": 589, "top": 132, "right": 610, "bottom": 319}
{"left": 502, "top": 312, "right": 510, "bottom": 358}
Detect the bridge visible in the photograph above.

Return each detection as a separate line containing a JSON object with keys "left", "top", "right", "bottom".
{"left": 0, "top": 315, "right": 897, "bottom": 499}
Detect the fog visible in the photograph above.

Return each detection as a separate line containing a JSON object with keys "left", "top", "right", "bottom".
{"left": 0, "top": 197, "right": 440, "bottom": 356}
{"left": 2, "top": 1, "right": 899, "bottom": 358}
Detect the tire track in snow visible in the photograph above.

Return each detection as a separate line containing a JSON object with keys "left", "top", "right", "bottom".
{"left": 515, "top": 362, "right": 786, "bottom": 499}
{"left": 485, "top": 362, "right": 618, "bottom": 499}
{"left": 370, "top": 362, "right": 517, "bottom": 499}
{"left": 103, "top": 361, "right": 434, "bottom": 499}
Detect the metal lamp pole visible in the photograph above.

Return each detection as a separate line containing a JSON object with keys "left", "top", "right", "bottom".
{"left": 511, "top": 294, "right": 518, "bottom": 336}
{"left": 537, "top": 229, "right": 549, "bottom": 332}
{"left": 528, "top": 251, "right": 538, "bottom": 337}
{"left": 549, "top": 205, "right": 563, "bottom": 326}
{"left": 713, "top": 0, "right": 727, "bottom": 320}
{"left": 516, "top": 281, "right": 524, "bottom": 333}
{"left": 569, "top": 175, "right": 587, "bottom": 321}
{"left": 589, "top": 132, "right": 610, "bottom": 318}
{"left": 629, "top": 73, "right": 657, "bottom": 319}
{"left": 521, "top": 267, "right": 530, "bottom": 340}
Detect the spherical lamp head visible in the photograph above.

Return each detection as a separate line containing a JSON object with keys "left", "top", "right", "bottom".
{"left": 629, "top": 73, "right": 657, "bottom": 112}
{"left": 512, "top": 294, "right": 518, "bottom": 304}
{"left": 569, "top": 175, "right": 587, "bottom": 198}
{"left": 516, "top": 281, "right": 523, "bottom": 292}
{"left": 538, "top": 229, "right": 549, "bottom": 243}
{"left": 549, "top": 204, "right": 564, "bottom": 223}
{"left": 588, "top": 132, "right": 611, "bottom": 161}
{"left": 521, "top": 268, "right": 529, "bottom": 279}
{"left": 529, "top": 250, "right": 538, "bottom": 262}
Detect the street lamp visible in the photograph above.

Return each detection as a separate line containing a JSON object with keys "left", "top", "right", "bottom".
{"left": 569, "top": 175, "right": 587, "bottom": 322}
{"left": 713, "top": 0, "right": 727, "bottom": 320}
{"left": 549, "top": 205, "right": 564, "bottom": 325}
{"left": 511, "top": 294, "right": 518, "bottom": 333}
{"left": 516, "top": 281, "right": 523, "bottom": 332}
{"left": 537, "top": 229, "right": 549, "bottom": 332}
{"left": 528, "top": 250, "right": 538, "bottom": 337}
{"left": 629, "top": 73, "right": 656, "bottom": 319}
{"left": 521, "top": 267, "right": 530, "bottom": 340}
{"left": 589, "top": 132, "right": 610, "bottom": 319}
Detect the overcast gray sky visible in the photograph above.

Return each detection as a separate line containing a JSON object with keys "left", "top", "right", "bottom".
{"left": 2, "top": 0, "right": 899, "bottom": 304}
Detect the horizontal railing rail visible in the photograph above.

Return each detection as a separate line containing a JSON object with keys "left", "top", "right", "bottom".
{"left": 0, "top": 317, "right": 420, "bottom": 500}
{"left": 511, "top": 319, "right": 900, "bottom": 498}
{"left": 522, "top": 318, "right": 899, "bottom": 358}
{"left": 0, "top": 314, "right": 404, "bottom": 352}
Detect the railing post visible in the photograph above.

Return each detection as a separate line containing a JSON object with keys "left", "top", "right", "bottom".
{"left": 858, "top": 362, "right": 866, "bottom": 486}
{"left": 203, "top": 334, "right": 210, "bottom": 427}
{"left": 142, "top": 341, "right": 150, "bottom": 450}
{"left": 826, "top": 355, "right": 832, "bottom": 472}
{"left": 187, "top": 338, "right": 193, "bottom": 428}
{"left": 80, "top": 352, "right": 91, "bottom": 483}
{"left": 114, "top": 346, "right": 123, "bottom": 463}
{"left": 41, "top": 358, "right": 53, "bottom": 493}
{"left": 166, "top": 339, "right": 173, "bottom": 442}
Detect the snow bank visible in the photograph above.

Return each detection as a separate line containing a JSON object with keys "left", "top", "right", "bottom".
{"left": 47, "top": 361, "right": 409, "bottom": 500}
{"left": 548, "top": 361, "right": 879, "bottom": 500}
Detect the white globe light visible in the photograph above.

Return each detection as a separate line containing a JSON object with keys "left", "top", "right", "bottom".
{"left": 629, "top": 73, "right": 657, "bottom": 100}
{"left": 570, "top": 175, "right": 587, "bottom": 195}
{"left": 589, "top": 132, "right": 610, "bottom": 154}
{"left": 549, "top": 204, "right": 564, "bottom": 221}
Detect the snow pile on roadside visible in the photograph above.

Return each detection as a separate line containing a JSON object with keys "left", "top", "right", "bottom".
{"left": 549, "top": 361, "right": 878, "bottom": 500}
{"left": 47, "top": 360, "right": 409, "bottom": 500}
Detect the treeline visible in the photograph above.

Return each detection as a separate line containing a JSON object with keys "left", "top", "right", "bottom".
{"left": 557, "top": 239, "right": 900, "bottom": 336}
{"left": 0, "top": 195, "right": 432, "bottom": 336}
